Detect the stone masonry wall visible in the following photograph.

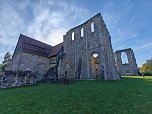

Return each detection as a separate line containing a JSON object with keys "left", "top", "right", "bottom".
{"left": 5, "top": 52, "right": 52, "bottom": 80}
{"left": 62, "top": 13, "right": 120, "bottom": 80}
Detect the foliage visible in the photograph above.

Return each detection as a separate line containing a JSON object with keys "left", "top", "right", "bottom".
{"left": 2, "top": 52, "right": 12, "bottom": 65}
{"left": 0, "top": 63, "right": 5, "bottom": 71}
{"left": 0, "top": 64, "right": 3, "bottom": 71}
{"left": 140, "top": 59, "right": 152, "bottom": 75}
{"left": 1, "top": 52, "right": 12, "bottom": 70}
{"left": 146, "top": 59, "right": 152, "bottom": 67}
{"left": 0, "top": 76, "right": 152, "bottom": 114}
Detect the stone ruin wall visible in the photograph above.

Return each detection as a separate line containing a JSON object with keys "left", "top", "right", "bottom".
{"left": 115, "top": 48, "right": 139, "bottom": 76}
{"left": 1, "top": 52, "right": 54, "bottom": 89}
{"left": 62, "top": 13, "right": 120, "bottom": 80}
{"left": 5, "top": 52, "right": 52, "bottom": 80}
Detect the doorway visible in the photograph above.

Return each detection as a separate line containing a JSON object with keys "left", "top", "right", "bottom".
{"left": 90, "top": 53, "right": 99, "bottom": 78}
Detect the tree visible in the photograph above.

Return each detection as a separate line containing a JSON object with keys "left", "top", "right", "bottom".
{"left": 0, "top": 64, "right": 3, "bottom": 71}
{"left": 140, "top": 58, "right": 152, "bottom": 75}
{"left": 2, "top": 52, "right": 12, "bottom": 65}
{"left": 1, "top": 52, "right": 12, "bottom": 70}
{"left": 146, "top": 59, "right": 152, "bottom": 66}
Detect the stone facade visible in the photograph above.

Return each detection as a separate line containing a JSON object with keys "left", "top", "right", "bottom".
{"left": 6, "top": 52, "right": 50, "bottom": 72}
{"left": 115, "top": 48, "right": 139, "bottom": 76}
{"left": 5, "top": 52, "right": 53, "bottom": 81}
{"left": 61, "top": 13, "right": 120, "bottom": 80}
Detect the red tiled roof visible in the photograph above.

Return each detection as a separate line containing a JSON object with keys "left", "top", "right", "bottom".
{"left": 48, "top": 42, "right": 64, "bottom": 57}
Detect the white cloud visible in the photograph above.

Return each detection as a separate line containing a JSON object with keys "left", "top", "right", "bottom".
{"left": 0, "top": 0, "right": 24, "bottom": 48}
{"left": 0, "top": 3, "right": 23, "bottom": 35}
{"left": 25, "top": 10, "right": 65, "bottom": 45}
{"left": 0, "top": 0, "right": 90, "bottom": 62}
{"left": 23, "top": 0, "right": 89, "bottom": 46}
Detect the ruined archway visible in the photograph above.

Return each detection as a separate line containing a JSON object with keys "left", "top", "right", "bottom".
{"left": 90, "top": 52, "right": 99, "bottom": 79}
{"left": 115, "top": 48, "right": 139, "bottom": 76}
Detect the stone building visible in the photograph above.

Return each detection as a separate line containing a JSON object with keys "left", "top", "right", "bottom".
{"left": 5, "top": 34, "right": 64, "bottom": 81}
{"left": 5, "top": 13, "right": 139, "bottom": 81}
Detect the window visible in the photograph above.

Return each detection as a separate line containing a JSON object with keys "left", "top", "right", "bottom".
{"left": 91, "top": 22, "right": 94, "bottom": 32}
{"left": 72, "top": 32, "right": 74, "bottom": 41}
{"left": 81, "top": 28, "right": 84, "bottom": 37}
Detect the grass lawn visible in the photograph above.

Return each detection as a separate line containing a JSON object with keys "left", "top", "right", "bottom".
{"left": 0, "top": 76, "right": 152, "bottom": 114}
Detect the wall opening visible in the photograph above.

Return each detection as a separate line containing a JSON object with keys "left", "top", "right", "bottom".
{"left": 91, "top": 22, "right": 94, "bottom": 32}
{"left": 121, "top": 52, "right": 129, "bottom": 64}
{"left": 125, "top": 70, "right": 130, "bottom": 76}
{"left": 77, "top": 58, "right": 82, "bottom": 79}
{"left": 72, "top": 32, "right": 74, "bottom": 41}
{"left": 90, "top": 53, "right": 99, "bottom": 78}
{"left": 81, "top": 28, "right": 84, "bottom": 37}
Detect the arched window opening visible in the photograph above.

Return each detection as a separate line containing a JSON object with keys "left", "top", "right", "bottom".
{"left": 121, "top": 52, "right": 129, "bottom": 64}
{"left": 93, "top": 53, "right": 98, "bottom": 58}
{"left": 125, "top": 70, "right": 130, "bottom": 76}
{"left": 91, "top": 22, "right": 94, "bottom": 32}
{"left": 72, "top": 32, "right": 74, "bottom": 41}
{"left": 81, "top": 28, "right": 84, "bottom": 37}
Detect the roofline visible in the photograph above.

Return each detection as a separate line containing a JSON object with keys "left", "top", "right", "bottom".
{"left": 66, "top": 13, "right": 102, "bottom": 33}
{"left": 53, "top": 42, "right": 63, "bottom": 47}
{"left": 48, "top": 42, "right": 64, "bottom": 57}
{"left": 12, "top": 34, "right": 22, "bottom": 58}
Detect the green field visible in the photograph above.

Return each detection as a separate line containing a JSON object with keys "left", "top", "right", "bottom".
{"left": 0, "top": 76, "right": 152, "bottom": 114}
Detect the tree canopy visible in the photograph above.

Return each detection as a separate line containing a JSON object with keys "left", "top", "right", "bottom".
{"left": 0, "top": 64, "right": 3, "bottom": 71}
{"left": 0, "top": 52, "right": 12, "bottom": 71}
{"left": 2, "top": 52, "right": 12, "bottom": 65}
{"left": 140, "top": 59, "right": 152, "bottom": 75}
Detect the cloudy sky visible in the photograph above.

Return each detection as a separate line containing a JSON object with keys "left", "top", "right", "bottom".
{"left": 0, "top": 0, "right": 152, "bottom": 67}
